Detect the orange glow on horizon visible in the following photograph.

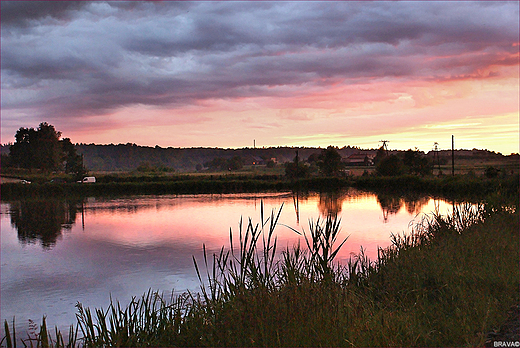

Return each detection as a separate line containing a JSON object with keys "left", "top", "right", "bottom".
{"left": 36, "top": 57, "right": 518, "bottom": 155}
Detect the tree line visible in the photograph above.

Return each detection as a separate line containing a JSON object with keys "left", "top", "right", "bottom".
{"left": 4, "top": 122, "right": 508, "bottom": 179}
{"left": 0, "top": 122, "right": 434, "bottom": 178}
{"left": 284, "top": 145, "right": 436, "bottom": 178}
{"left": 71, "top": 143, "right": 363, "bottom": 172}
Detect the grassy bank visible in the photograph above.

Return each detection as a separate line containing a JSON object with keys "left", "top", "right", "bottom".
{"left": 1, "top": 173, "right": 518, "bottom": 201}
{"left": 2, "top": 199, "right": 518, "bottom": 347}
{"left": 353, "top": 174, "right": 519, "bottom": 198}
{"left": 1, "top": 174, "right": 347, "bottom": 199}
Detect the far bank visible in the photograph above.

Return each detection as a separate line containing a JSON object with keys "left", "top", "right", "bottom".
{"left": 1, "top": 173, "right": 518, "bottom": 204}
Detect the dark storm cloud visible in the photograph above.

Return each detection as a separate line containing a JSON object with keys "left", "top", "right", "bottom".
{"left": 1, "top": 1, "right": 518, "bottom": 122}
{"left": 0, "top": 1, "right": 89, "bottom": 27}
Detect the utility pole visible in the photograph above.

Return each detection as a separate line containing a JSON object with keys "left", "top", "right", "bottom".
{"left": 451, "top": 135, "right": 455, "bottom": 176}
{"left": 379, "top": 140, "right": 390, "bottom": 159}
{"left": 379, "top": 140, "right": 389, "bottom": 152}
{"left": 295, "top": 150, "right": 299, "bottom": 179}
{"left": 433, "top": 142, "right": 440, "bottom": 175}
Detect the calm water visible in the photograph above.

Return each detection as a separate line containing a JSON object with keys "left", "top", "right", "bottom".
{"left": 1, "top": 189, "right": 454, "bottom": 334}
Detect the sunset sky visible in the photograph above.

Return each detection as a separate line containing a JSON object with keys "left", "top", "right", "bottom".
{"left": 1, "top": 1, "right": 519, "bottom": 154}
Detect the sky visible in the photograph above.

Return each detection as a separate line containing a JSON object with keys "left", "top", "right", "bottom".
{"left": 1, "top": 1, "right": 519, "bottom": 154}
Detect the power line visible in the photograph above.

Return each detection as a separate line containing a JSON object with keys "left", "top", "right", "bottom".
{"left": 379, "top": 140, "right": 389, "bottom": 152}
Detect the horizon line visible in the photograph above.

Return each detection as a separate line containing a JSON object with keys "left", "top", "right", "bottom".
{"left": 2, "top": 142, "right": 516, "bottom": 156}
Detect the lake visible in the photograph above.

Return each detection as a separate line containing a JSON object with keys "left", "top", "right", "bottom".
{"left": 1, "top": 189, "right": 455, "bottom": 336}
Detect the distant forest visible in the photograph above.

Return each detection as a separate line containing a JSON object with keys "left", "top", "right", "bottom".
{"left": 0, "top": 142, "right": 508, "bottom": 173}
{"left": 73, "top": 144, "right": 370, "bottom": 172}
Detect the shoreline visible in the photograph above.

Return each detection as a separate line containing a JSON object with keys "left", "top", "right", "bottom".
{"left": 1, "top": 198, "right": 518, "bottom": 347}
{"left": 1, "top": 174, "right": 518, "bottom": 201}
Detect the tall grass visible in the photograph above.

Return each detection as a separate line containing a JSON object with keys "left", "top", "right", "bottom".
{"left": 2, "top": 199, "right": 518, "bottom": 347}
{"left": 75, "top": 290, "right": 197, "bottom": 347}
{"left": 1, "top": 317, "right": 78, "bottom": 348}
{"left": 362, "top": 202, "right": 519, "bottom": 346}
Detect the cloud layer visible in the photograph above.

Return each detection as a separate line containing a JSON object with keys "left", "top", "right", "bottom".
{"left": 1, "top": 1, "right": 518, "bottom": 152}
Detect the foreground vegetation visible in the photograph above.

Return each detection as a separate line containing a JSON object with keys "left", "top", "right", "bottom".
{"left": 2, "top": 196, "right": 518, "bottom": 347}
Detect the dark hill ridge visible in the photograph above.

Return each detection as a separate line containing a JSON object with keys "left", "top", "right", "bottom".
{"left": 0, "top": 143, "right": 508, "bottom": 172}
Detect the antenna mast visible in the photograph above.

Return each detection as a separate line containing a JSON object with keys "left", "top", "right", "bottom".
{"left": 433, "top": 142, "right": 440, "bottom": 175}
{"left": 451, "top": 135, "right": 455, "bottom": 176}
{"left": 379, "top": 140, "right": 389, "bottom": 153}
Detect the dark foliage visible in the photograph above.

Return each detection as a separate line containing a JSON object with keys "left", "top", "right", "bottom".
{"left": 403, "top": 149, "right": 433, "bottom": 176}
{"left": 203, "top": 156, "right": 244, "bottom": 171}
{"left": 372, "top": 146, "right": 387, "bottom": 166}
{"left": 375, "top": 154, "right": 405, "bottom": 176}
{"left": 317, "top": 146, "right": 345, "bottom": 176}
{"left": 285, "top": 162, "right": 310, "bottom": 179}
{"left": 485, "top": 166, "right": 500, "bottom": 178}
{"left": 61, "top": 138, "right": 88, "bottom": 180}
{"left": 7, "top": 123, "right": 87, "bottom": 178}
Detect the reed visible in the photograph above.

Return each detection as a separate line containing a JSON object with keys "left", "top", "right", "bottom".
{"left": 2, "top": 198, "right": 518, "bottom": 347}
{"left": 1, "top": 317, "right": 77, "bottom": 348}
{"left": 363, "top": 203, "right": 518, "bottom": 346}
{"left": 74, "top": 289, "right": 200, "bottom": 347}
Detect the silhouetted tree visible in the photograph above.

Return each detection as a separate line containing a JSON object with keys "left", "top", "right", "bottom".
{"left": 372, "top": 146, "right": 387, "bottom": 166}
{"left": 228, "top": 156, "right": 244, "bottom": 171}
{"left": 61, "top": 137, "right": 87, "bottom": 179}
{"left": 9, "top": 122, "right": 63, "bottom": 172}
{"left": 317, "top": 146, "right": 344, "bottom": 176}
{"left": 307, "top": 152, "right": 321, "bottom": 164}
{"left": 34, "top": 122, "right": 63, "bottom": 171}
{"left": 403, "top": 149, "right": 432, "bottom": 176}
{"left": 285, "top": 152, "right": 310, "bottom": 179}
{"left": 376, "top": 154, "right": 405, "bottom": 176}
{"left": 9, "top": 127, "right": 38, "bottom": 169}
{"left": 285, "top": 162, "right": 310, "bottom": 178}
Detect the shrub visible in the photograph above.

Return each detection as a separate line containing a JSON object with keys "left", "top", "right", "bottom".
{"left": 376, "top": 155, "right": 405, "bottom": 176}
{"left": 485, "top": 166, "right": 499, "bottom": 178}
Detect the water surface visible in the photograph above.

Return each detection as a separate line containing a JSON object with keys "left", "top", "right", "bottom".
{"left": 1, "top": 189, "right": 454, "bottom": 334}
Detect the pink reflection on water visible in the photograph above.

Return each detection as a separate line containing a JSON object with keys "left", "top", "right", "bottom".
{"left": 1, "top": 190, "right": 455, "bottom": 336}
{"left": 80, "top": 191, "right": 453, "bottom": 261}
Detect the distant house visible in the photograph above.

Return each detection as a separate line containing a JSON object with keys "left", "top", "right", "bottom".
{"left": 342, "top": 153, "right": 374, "bottom": 166}
{"left": 251, "top": 156, "right": 265, "bottom": 165}
{"left": 248, "top": 156, "right": 277, "bottom": 166}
